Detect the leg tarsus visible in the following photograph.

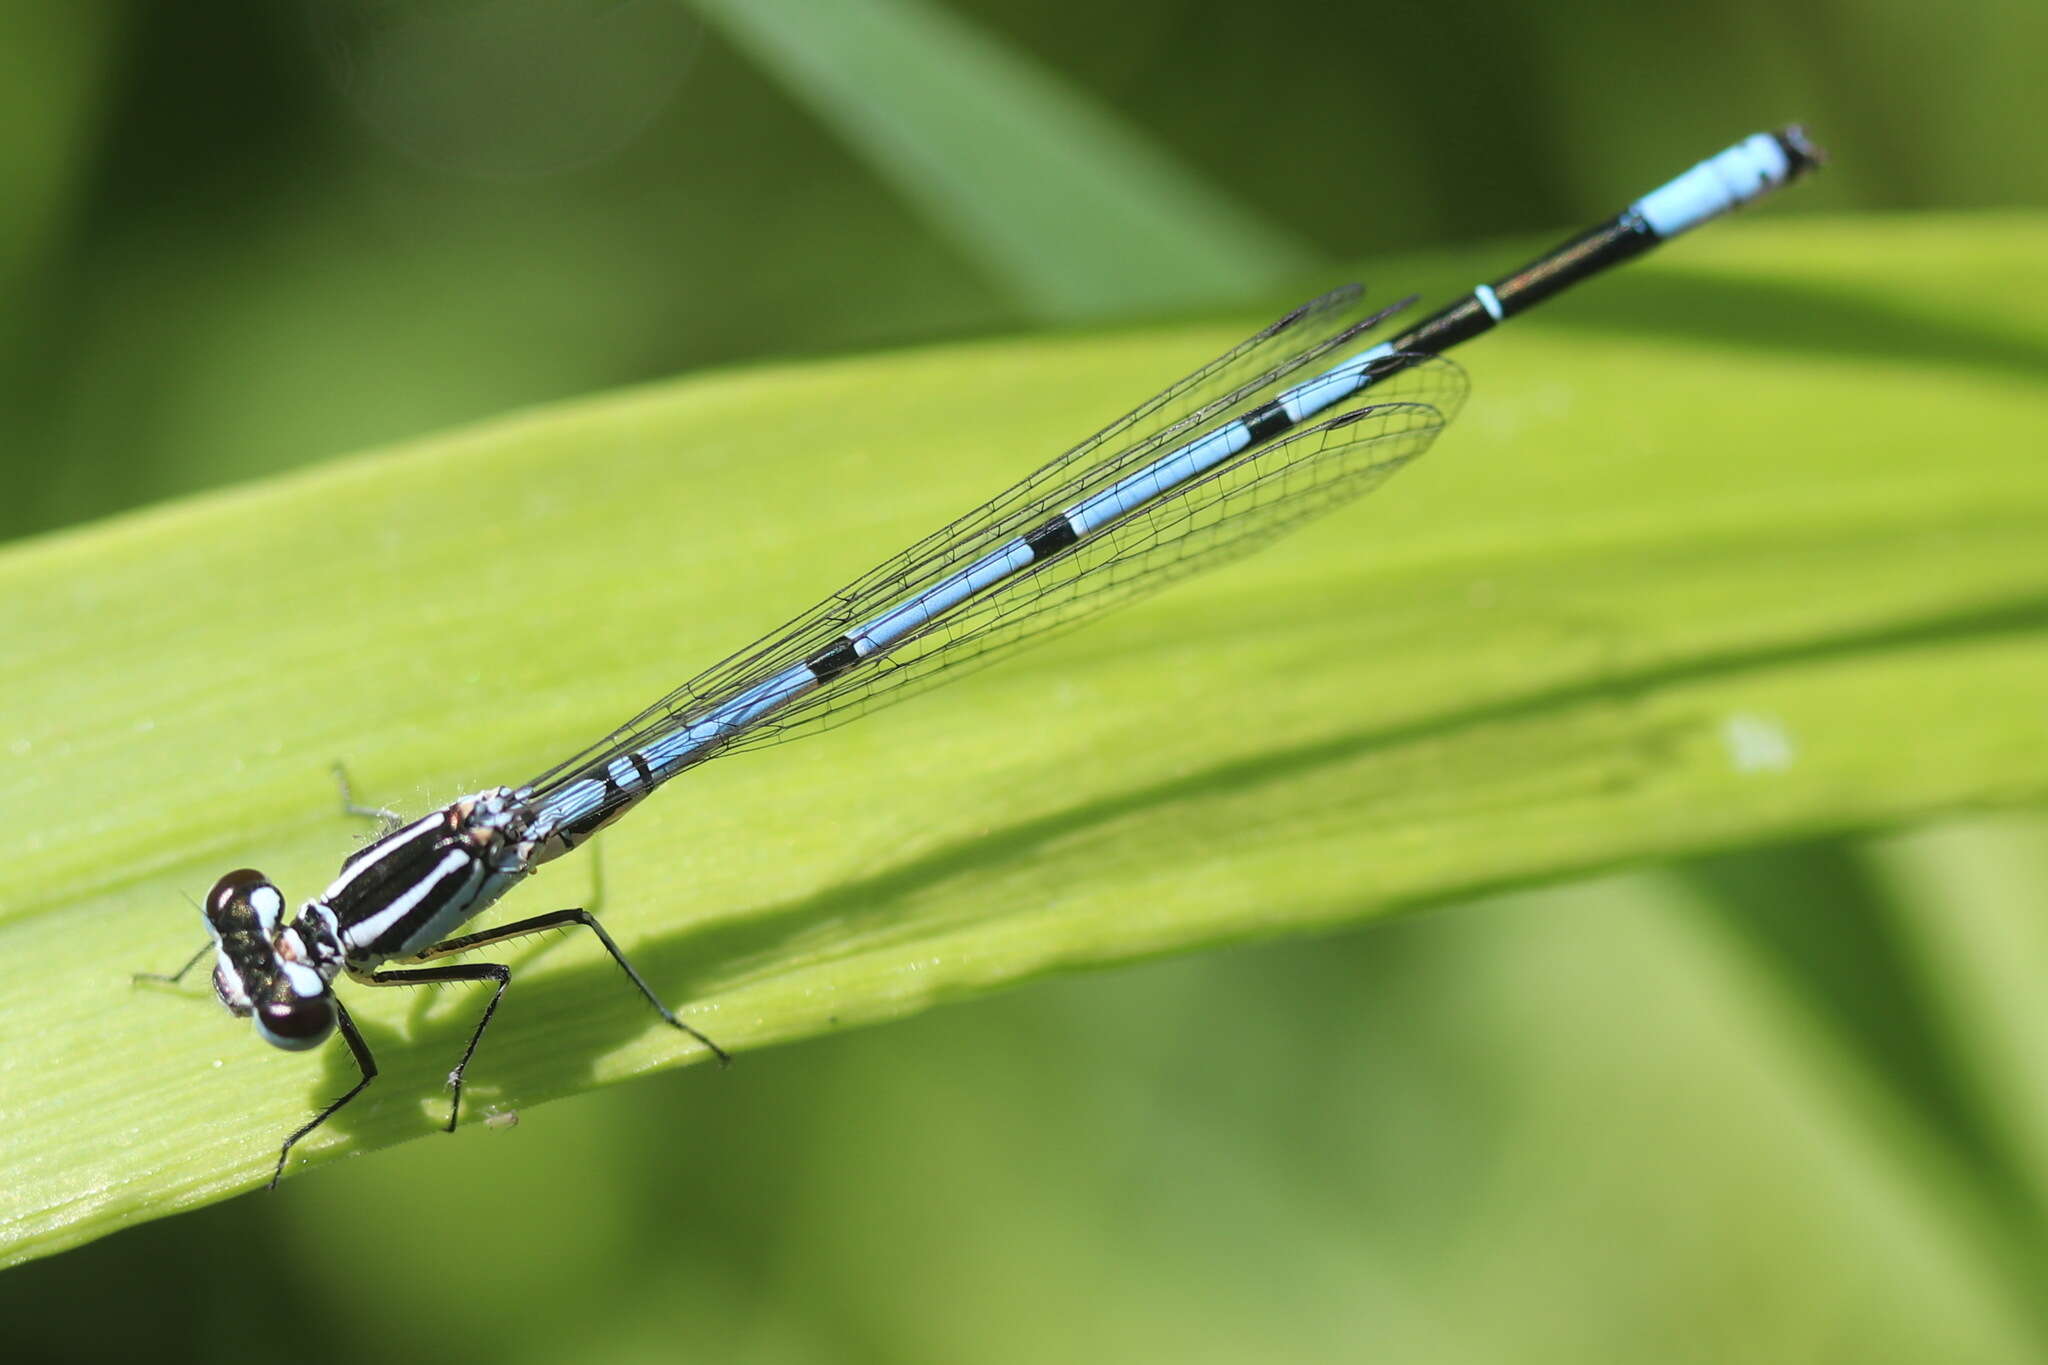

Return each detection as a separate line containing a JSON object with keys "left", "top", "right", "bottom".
{"left": 133, "top": 940, "right": 210, "bottom": 988}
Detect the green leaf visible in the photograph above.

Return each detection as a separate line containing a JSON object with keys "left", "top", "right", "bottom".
{"left": 2, "top": 214, "right": 2045, "bottom": 1265}
{"left": 682, "top": 0, "right": 1314, "bottom": 318}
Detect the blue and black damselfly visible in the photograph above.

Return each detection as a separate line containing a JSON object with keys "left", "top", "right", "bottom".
{"left": 146, "top": 128, "right": 1823, "bottom": 1186}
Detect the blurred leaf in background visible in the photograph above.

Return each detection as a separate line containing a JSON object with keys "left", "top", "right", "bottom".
{"left": 2, "top": 0, "right": 2045, "bottom": 1361}
{"left": 5, "top": 0, "right": 2041, "bottom": 543}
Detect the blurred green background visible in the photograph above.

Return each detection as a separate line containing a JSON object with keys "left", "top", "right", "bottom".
{"left": 4, "top": 0, "right": 2046, "bottom": 1360}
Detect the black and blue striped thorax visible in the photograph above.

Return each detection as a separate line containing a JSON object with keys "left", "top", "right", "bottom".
{"left": 316, "top": 788, "right": 539, "bottom": 967}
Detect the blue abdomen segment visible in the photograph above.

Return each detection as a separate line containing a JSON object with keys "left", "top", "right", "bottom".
{"left": 531, "top": 661, "right": 820, "bottom": 845}
{"left": 853, "top": 537, "right": 1038, "bottom": 655}
{"left": 1066, "top": 423, "right": 1251, "bottom": 537}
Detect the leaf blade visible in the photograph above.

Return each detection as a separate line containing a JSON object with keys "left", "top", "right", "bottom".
{"left": 2, "top": 215, "right": 2045, "bottom": 1264}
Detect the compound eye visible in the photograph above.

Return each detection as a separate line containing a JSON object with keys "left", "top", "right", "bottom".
{"left": 204, "top": 868, "right": 287, "bottom": 932}
{"left": 212, "top": 963, "right": 253, "bottom": 1017}
{"left": 255, "top": 995, "right": 336, "bottom": 1051}
{"left": 206, "top": 868, "right": 269, "bottom": 914}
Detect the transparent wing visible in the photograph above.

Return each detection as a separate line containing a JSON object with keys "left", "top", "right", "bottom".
{"left": 524, "top": 347, "right": 1465, "bottom": 826}
{"left": 710, "top": 355, "right": 1466, "bottom": 751}
{"left": 522, "top": 286, "right": 1408, "bottom": 795}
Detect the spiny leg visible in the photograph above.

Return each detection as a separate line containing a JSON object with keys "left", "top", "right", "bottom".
{"left": 360, "top": 960, "right": 515, "bottom": 1133}
{"left": 414, "top": 908, "right": 729, "bottom": 1065}
{"left": 270, "top": 1001, "right": 378, "bottom": 1190}
{"left": 132, "top": 940, "right": 210, "bottom": 988}
{"left": 331, "top": 761, "right": 402, "bottom": 831}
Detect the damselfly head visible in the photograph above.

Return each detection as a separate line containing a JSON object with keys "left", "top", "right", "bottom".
{"left": 202, "top": 867, "right": 338, "bottom": 1051}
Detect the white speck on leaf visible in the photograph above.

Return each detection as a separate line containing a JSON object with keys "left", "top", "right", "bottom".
{"left": 1722, "top": 712, "right": 1796, "bottom": 774}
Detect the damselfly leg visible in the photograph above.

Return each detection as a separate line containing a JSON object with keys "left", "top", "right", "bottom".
{"left": 133, "top": 941, "right": 210, "bottom": 988}
{"left": 395, "top": 905, "right": 730, "bottom": 1071}
{"left": 269, "top": 1003, "right": 375, "bottom": 1190}
{"left": 332, "top": 762, "right": 403, "bottom": 831}
{"left": 265, "top": 903, "right": 726, "bottom": 1184}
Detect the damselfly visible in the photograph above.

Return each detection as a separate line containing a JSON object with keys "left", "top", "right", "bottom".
{"left": 148, "top": 128, "right": 1822, "bottom": 1187}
